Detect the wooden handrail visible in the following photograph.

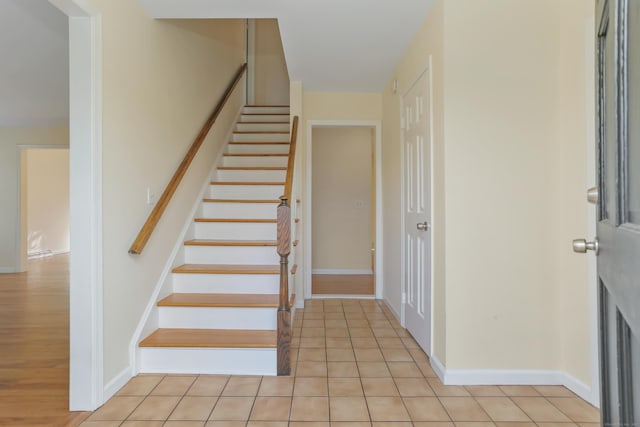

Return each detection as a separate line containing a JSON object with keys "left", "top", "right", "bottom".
{"left": 282, "top": 116, "right": 299, "bottom": 203}
{"left": 276, "top": 115, "right": 298, "bottom": 375}
{"left": 129, "top": 63, "right": 248, "bottom": 255}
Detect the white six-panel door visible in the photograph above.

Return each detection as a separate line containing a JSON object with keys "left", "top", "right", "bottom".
{"left": 402, "top": 69, "right": 432, "bottom": 355}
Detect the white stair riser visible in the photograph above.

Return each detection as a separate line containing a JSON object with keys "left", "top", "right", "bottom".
{"left": 138, "top": 347, "right": 277, "bottom": 375}
{"left": 202, "top": 202, "right": 278, "bottom": 218}
{"left": 232, "top": 133, "right": 289, "bottom": 143}
{"left": 173, "top": 273, "right": 279, "bottom": 294}
{"left": 227, "top": 144, "right": 290, "bottom": 155}
{"left": 236, "top": 123, "right": 289, "bottom": 132}
{"left": 194, "top": 222, "right": 277, "bottom": 240}
{"left": 241, "top": 114, "right": 290, "bottom": 123}
{"left": 209, "top": 185, "right": 284, "bottom": 200}
{"left": 159, "top": 307, "right": 277, "bottom": 329}
{"left": 184, "top": 245, "right": 279, "bottom": 264}
{"left": 216, "top": 169, "right": 286, "bottom": 182}
{"left": 243, "top": 106, "right": 290, "bottom": 114}
{"left": 222, "top": 156, "right": 288, "bottom": 167}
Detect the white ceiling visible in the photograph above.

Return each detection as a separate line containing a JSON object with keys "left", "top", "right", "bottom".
{"left": 0, "top": 1, "right": 433, "bottom": 125}
{"left": 137, "top": 0, "right": 434, "bottom": 92}
{"left": 0, "top": 0, "right": 68, "bottom": 126}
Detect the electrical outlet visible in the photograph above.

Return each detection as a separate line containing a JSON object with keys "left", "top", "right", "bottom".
{"left": 354, "top": 200, "right": 366, "bottom": 209}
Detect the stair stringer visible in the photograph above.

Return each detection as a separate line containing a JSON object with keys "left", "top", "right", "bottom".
{"left": 129, "top": 107, "right": 242, "bottom": 376}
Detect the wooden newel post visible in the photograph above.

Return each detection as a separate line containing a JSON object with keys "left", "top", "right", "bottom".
{"left": 276, "top": 197, "right": 291, "bottom": 375}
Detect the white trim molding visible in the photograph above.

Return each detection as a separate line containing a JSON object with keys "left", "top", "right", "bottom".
{"left": 103, "top": 366, "right": 133, "bottom": 403}
{"left": 49, "top": 0, "right": 104, "bottom": 411}
{"left": 429, "top": 355, "right": 598, "bottom": 408}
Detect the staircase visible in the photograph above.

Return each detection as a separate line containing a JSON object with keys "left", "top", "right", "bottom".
{"left": 137, "top": 105, "right": 295, "bottom": 375}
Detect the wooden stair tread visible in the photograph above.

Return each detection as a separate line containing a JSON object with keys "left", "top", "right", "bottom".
{"left": 223, "top": 154, "right": 288, "bottom": 157}
{"left": 237, "top": 121, "right": 290, "bottom": 124}
{"left": 172, "top": 264, "right": 280, "bottom": 274}
{"left": 158, "top": 293, "right": 278, "bottom": 308}
{"left": 233, "top": 131, "right": 289, "bottom": 134}
{"left": 184, "top": 239, "right": 277, "bottom": 247}
{"left": 291, "top": 264, "right": 298, "bottom": 275}
{"left": 241, "top": 114, "right": 290, "bottom": 116}
{"left": 229, "top": 142, "right": 290, "bottom": 145}
{"left": 217, "top": 166, "right": 287, "bottom": 170}
{"left": 210, "top": 181, "right": 285, "bottom": 185}
{"left": 140, "top": 328, "right": 276, "bottom": 348}
{"left": 203, "top": 199, "right": 281, "bottom": 203}
{"left": 194, "top": 218, "right": 277, "bottom": 223}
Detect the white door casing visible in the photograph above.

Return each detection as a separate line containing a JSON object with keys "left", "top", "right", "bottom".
{"left": 401, "top": 68, "right": 432, "bottom": 355}
{"left": 48, "top": 0, "right": 104, "bottom": 410}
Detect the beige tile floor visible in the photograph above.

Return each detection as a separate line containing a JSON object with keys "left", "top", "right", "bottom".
{"left": 79, "top": 299, "right": 601, "bottom": 427}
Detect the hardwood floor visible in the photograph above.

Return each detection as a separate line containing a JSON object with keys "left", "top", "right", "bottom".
{"left": 0, "top": 254, "right": 90, "bottom": 426}
{"left": 312, "top": 274, "right": 374, "bottom": 295}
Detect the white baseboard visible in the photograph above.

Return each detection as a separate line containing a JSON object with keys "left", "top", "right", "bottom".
{"left": 0, "top": 267, "right": 16, "bottom": 273}
{"left": 312, "top": 269, "right": 372, "bottom": 275}
{"left": 103, "top": 366, "right": 133, "bottom": 402}
{"left": 430, "top": 354, "right": 447, "bottom": 381}
{"left": 429, "top": 355, "right": 598, "bottom": 408}
{"left": 382, "top": 298, "right": 402, "bottom": 323}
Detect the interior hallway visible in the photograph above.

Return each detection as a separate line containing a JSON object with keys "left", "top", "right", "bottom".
{"left": 0, "top": 254, "right": 89, "bottom": 426}
{"left": 80, "top": 299, "right": 600, "bottom": 426}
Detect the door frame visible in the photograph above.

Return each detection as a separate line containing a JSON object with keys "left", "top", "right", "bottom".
{"left": 400, "top": 61, "right": 434, "bottom": 356}
{"left": 48, "top": 0, "right": 104, "bottom": 411}
{"left": 304, "top": 120, "right": 383, "bottom": 301}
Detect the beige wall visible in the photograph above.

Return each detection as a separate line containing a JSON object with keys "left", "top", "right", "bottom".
{"left": 292, "top": 91, "right": 382, "bottom": 301}
{"left": 25, "top": 149, "right": 70, "bottom": 257}
{"left": 382, "top": 0, "right": 595, "bottom": 387}
{"left": 381, "top": 0, "right": 446, "bottom": 358}
{"left": 443, "top": 0, "right": 593, "bottom": 383}
{"left": 443, "top": 0, "right": 559, "bottom": 372}
{"left": 253, "top": 19, "right": 290, "bottom": 106}
{"left": 0, "top": 126, "right": 69, "bottom": 272}
{"left": 312, "top": 127, "right": 373, "bottom": 272}
{"left": 303, "top": 92, "right": 382, "bottom": 122}
{"left": 86, "top": 0, "right": 246, "bottom": 382}
{"left": 551, "top": 0, "right": 595, "bottom": 384}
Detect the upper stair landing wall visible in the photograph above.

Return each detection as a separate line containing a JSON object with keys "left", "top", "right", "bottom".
{"left": 250, "top": 19, "right": 290, "bottom": 106}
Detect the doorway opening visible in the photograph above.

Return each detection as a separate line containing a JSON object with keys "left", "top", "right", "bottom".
{"left": 304, "top": 121, "right": 383, "bottom": 300}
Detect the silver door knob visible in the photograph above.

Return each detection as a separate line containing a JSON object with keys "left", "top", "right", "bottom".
{"left": 587, "top": 187, "right": 598, "bottom": 204}
{"left": 417, "top": 221, "right": 430, "bottom": 231}
{"left": 572, "top": 238, "right": 599, "bottom": 255}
